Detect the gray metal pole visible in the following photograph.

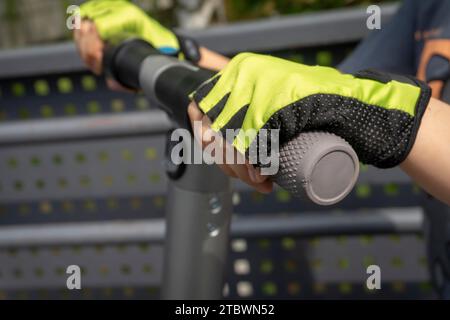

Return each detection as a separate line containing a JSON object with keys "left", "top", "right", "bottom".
{"left": 162, "top": 139, "right": 232, "bottom": 300}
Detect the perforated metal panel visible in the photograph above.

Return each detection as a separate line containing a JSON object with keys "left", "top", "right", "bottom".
{"left": 0, "top": 233, "right": 435, "bottom": 300}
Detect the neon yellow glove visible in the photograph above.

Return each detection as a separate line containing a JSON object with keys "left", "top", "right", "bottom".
{"left": 193, "top": 53, "right": 431, "bottom": 168}
{"left": 80, "top": 0, "right": 200, "bottom": 61}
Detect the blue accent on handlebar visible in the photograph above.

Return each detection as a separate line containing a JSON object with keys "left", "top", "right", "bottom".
{"left": 159, "top": 47, "right": 179, "bottom": 56}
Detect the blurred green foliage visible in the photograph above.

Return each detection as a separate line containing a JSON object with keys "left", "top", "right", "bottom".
{"left": 224, "top": 0, "right": 395, "bottom": 21}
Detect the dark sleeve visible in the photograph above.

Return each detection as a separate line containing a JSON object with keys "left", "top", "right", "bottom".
{"left": 338, "top": 0, "right": 418, "bottom": 75}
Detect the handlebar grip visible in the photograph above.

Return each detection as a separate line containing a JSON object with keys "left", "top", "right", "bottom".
{"left": 104, "top": 39, "right": 360, "bottom": 205}
{"left": 274, "top": 131, "right": 359, "bottom": 205}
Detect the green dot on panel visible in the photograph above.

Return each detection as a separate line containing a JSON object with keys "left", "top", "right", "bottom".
{"left": 55, "top": 267, "right": 65, "bottom": 276}
{"left": 276, "top": 189, "right": 291, "bottom": 203}
{"left": 80, "top": 176, "right": 91, "bottom": 187}
{"left": 98, "top": 151, "right": 109, "bottom": 163}
{"left": 316, "top": 51, "right": 333, "bottom": 66}
{"left": 139, "top": 243, "right": 150, "bottom": 252}
{"left": 145, "top": 148, "right": 157, "bottom": 160}
{"left": 29, "top": 247, "right": 39, "bottom": 256}
{"left": 149, "top": 173, "right": 161, "bottom": 183}
{"left": 130, "top": 198, "right": 142, "bottom": 209}
{"left": 260, "top": 260, "right": 273, "bottom": 274}
{"left": 339, "top": 282, "right": 352, "bottom": 294}
{"left": 64, "top": 104, "right": 77, "bottom": 115}
{"left": 19, "top": 204, "right": 31, "bottom": 215}
{"left": 262, "top": 282, "right": 277, "bottom": 296}
{"left": 82, "top": 75, "right": 97, "bottom": 91}
{"left": 84, "top": 200, "right": 96, "bottom": 211}
{"left": 40, "top": 105, "right": 53, "bottom": 118}
{"left": 136, "top": 96, "right": 150, "bottom": 109}
{"left": 99, "top": 266, "right": 109, "bottom": 276}
{"left": 127, "top": 174, "right": 137, "bottom": 184}
{"left": 121, "top": 265, "right": 131, "bottom": 274}
{"left": 384, "top": 183, "right": 399, "bottom": 196}
{"left": 391, "top": 257, "right": 403, "bottom": 268}
{"left": 57, "top": 77, "right": 73, "bottom": 93}
{"left": 153, "top": 196, "right": 165, "bottom": 208}
{"left": 34, "top": 268, "right": 45, "bottom": 278}
{"left": 142, "top": 264, "right": 153, "bottom": 273}
{"left": 35, "top": 179, "right": 45, "bottom": 189}
{"left": 107, "top": 198, "right": 119, "bottom": 209}
{"left": 116, "top": 244, "right": 127, "bottom": 252}
{"left": 14, "top": 180, "right": 24, "bottom": 191}
{"left": 287, "top": 282, "right": 301, "bottom": 295}
{"left": 418, "top": 256, "right": 427, "bottom": 267}
{"left": 251, "top": 191, "right": 264, "bottom": 203}
{"left": 392, "top": 281, "right": 405, "bottom": 293}
{"left": 419, "top": 282, "right": 433, "bottom": 293}
{"left": 363, "top": 256, "right": 376, "bottom": 268}
{"left": 102, "top": 288, "right": 113, "bottom": 297}
{"left": 17, "top": 291, "right": 28, "bottom": 300}
{"left": 389, "top": 234, "right": 401, "bottom": 243}
{"left": 82, "top": 288, "right": 92, "bottom": 298}
{"left": 34, "top": 80, "right": 50, "bottom": 96}
{"left": 103, "top": 176, "right": 113, "bottom": 187}
{"left": 7, "top": 248, "right": 18, "bottom": 257}
{"left": 360, "top": 235, "right": 373, "bottom": 245}
{"left": 111, "top": 99, "right": 125, "bottom": 112}
{"left": 122, "top": 149, "right": 134, "bottom": 161}
{"left": 12, "top": 82, "right": 26, "bottom": 97}
{"left": 308, "top": 237, "right": 320, "bottom": 247}
{"left": 338, "top": 258, "right": 350, "bottom": 269}
{"left": 284, "top": 260, "right": 297, "bottom": 272}
{"left": 123, "top": 287, "right": 135, "bottom": 298}
{"left": 7, "top": 158, "right": 18, "bottom": 168}
{"left": 18, "top": 107, "right": 30, "bottom": 119}
{"left": 310, "top": 258, "right": 322, "bottom": 270}
{"left": 38, "top": 289, "right": 49, "bottom": 299}
{"left": 356, "top": 184, "right": 371, "bottom": 198}
{"left": 52, "top": 155, "right": 63, "bottom": 165}
{"left": 336, "top": 235, "right": 347, "bottom": 245}
{"left": 258, "top": 239, "right": 270, "bottom": 249}
{"left": 281, "top": 237, "right": 296, "bottom": 250}
{"left": 62, "top": 201, "right": 74, "bottom": 212}
{"left": 87, "top": 101, "right": 101, "bottom": 113}
{"left": 75, "top": 153, "right": 86, "bottom": 163}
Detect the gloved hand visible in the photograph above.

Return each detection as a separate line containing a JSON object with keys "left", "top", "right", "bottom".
{"left": 192, "top": 53, "right": 432, "bottom": 168}
{"left": 80, "top": 0, "right": 200, "bottom": 62}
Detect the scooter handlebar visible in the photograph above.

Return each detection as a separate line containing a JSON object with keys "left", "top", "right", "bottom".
{"left": 105, "top": 39, "right": 359, "bottom": 205}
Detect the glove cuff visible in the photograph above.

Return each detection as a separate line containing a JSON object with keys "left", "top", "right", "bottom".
{"left": 175, "top": 33, "right": 202, "bottom": 64}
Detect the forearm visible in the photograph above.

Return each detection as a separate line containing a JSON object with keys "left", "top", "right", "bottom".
{"left": 400, "top": 98, "right": 450, "bottom": 205}
{"left": 198, "top": 47, "right": 230, "bottom": 71}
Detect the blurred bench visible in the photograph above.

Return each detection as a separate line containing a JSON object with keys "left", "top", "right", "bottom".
{"left": 0, "top": 3, "right": 439, "bottom": 299}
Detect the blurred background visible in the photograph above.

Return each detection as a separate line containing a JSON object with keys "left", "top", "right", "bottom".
{"left": 0, "top": 0, "right": 393, "bottom": 49}
{"left": 2, "top": 0, "right": 447, "bottom": 301}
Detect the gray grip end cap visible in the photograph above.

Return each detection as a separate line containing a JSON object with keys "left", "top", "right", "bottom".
{"left": 274, "top": 132, "right": 359, "bottom": 206}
